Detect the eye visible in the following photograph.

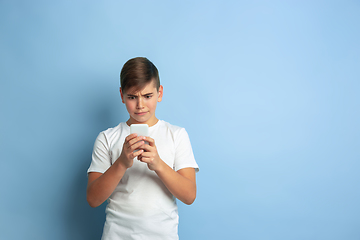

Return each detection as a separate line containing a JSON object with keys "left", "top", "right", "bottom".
{"left": 127, "top": 96, "right": 136, "bottom": 100}
{"left": 145, "top": 95, "right": 152, "bottom": 99}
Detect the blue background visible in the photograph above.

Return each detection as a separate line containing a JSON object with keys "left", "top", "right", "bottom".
{"left": 1, "top": 1, "right": 359, "bottom": 239}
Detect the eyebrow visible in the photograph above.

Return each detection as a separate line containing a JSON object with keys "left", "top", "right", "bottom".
{"left": 126, "top": 92, "right": 153, "bottom": 97}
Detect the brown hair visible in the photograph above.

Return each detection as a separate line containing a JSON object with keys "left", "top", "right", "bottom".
{"left": 120, "top": 57, "right": 160, "bottom": 93}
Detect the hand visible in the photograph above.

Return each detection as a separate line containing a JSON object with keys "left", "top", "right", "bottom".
{"left": 137, "top": 137, "right": 163, "bottom": 171}
{"left": 118, "top": 133, "right": 146, "bottom": 169}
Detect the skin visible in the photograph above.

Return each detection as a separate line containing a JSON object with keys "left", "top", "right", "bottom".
{"left": 87, "top": 81, "right": 197, "bottom": 207}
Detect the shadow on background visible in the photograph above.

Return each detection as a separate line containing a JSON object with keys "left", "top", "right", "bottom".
{"left": 66, "top": 154, "right": 107, "bottom": 240}
{"left": 64, "top": 90, "right": 126, "bottom": 239}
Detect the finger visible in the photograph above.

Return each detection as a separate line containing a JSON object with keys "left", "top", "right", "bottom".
{"left": 130, "top": 140, "right": 145, "bottom": 152}
{"left": 130, "top": 149, "right": 143, "bottom": 159}
{"left": 125, "top": 134, "right": 138, "bottom": 146}
{"left": 137, "top": 155, "right": 150, "bottom": 163}
{"left": 140, "top": 143, "right": 152, "bottom": 152}
{"left": 125, "top": 133, "right": 137, "bottom": 141}
{"left": 128, "top": 136, "right": 146, "bottom": 147}
{"left": 143, "top": 137, "right": 155, "bottom": 146}
{"left": 137, "top": 152, "right": 156, "bottom": 161}
{"left": 138, "top": 151, "right": 150, "bottom": 158}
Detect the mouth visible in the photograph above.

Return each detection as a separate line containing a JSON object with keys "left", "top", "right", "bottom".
{"left": 135, "top": 112, "right": 147, "bottom": 116}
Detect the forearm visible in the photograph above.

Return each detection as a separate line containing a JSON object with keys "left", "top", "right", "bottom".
{"left": 86, "top": 161, "right": 127, "bottom": 208}
{"left": 155, "top": 162, "right": 196, "bottom": 205}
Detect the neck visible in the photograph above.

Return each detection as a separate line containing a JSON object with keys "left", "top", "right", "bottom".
{"left": 126, "top": 117, "right": 159, "bottom": 127}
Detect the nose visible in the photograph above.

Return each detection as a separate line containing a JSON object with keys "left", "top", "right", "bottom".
{"left": 136, "top": 97, "right": 144, "bottom": 109}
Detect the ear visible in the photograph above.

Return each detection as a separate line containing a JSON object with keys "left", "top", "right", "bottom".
{"left": 120, "top": 87, "right": 125, "bottom": 103}
{"left": 157, "top": 85, "right": 163, "bottom": 102}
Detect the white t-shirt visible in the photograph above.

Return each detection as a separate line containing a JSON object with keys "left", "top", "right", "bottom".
{"left": 87, "top": 120, "right": 199, "bottom": 240}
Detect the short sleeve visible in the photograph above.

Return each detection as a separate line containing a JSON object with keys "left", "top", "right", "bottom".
{"left": 87, "top": 132, "right": 111, "bottom": 174}
{"left": 174, "top": 128, "right": 199, "bottom": 172}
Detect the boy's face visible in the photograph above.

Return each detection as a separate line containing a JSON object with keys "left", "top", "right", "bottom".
{"left": 120, "top": 81, "right": 163, "bottom": 127}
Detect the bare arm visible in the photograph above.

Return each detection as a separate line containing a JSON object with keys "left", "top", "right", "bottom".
{"left": 138, "top": 137, "right": 197, "bottom": 205}
{"left": 86, "top": 163, "right": 126, "bottom": 208}
{"left": 157, "top": 165, "right": 196, "bottom": 205}
{"left": 86, "top": 134, "right": 146, "bottom": 208}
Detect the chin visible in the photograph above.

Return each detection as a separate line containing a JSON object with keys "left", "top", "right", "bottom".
{"left": 131, "top": 117, "right": 149, "bottom": 123}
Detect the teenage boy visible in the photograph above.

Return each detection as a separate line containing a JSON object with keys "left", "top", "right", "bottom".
{"left": 87, "top": 57, "right": 199, "bottom": 239}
